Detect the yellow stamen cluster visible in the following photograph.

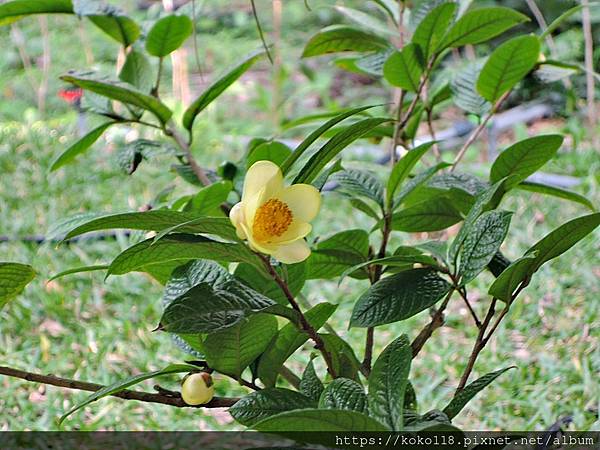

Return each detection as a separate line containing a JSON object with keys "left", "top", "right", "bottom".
{"left": 253, "top": 198, "right": 293, "bottom": 242}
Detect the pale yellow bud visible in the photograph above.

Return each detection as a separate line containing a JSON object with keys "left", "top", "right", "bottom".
{"left": 181, "top": 372, "right": 215, "bottom": 405}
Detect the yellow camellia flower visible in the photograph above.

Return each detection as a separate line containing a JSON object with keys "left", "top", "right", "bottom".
{"left": 229, "top": 160, "right": 321, "bottom": 264}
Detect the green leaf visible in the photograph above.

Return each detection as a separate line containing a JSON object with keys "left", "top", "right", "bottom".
{"left": 293, "top": 118, "right": 391, "bottom": 184}
{"left": 0, "top": 0, "right": 73, "bottom": 26}
{"left": 490, "top": 135, "right": 564, "bottom": 189}
{"left": 87, "top": 10, "right": 140, "bottom": 47}
{"left": 185, "top": 181, "right": 232, "bottom": 216}
{"left": 183, "top": 50, "right": 265, "bottom": 132}
{"left": 451, "top": 61, "right": 491, "bottom": 116}
{"left": 257, "top": 302, "right": 337, "bottom": 387}
{"left": 254, "top": 408, "right": 389, "bottom": 432}
{"left": 368, "top": 334, "right": 412, "bottom": 431}
{"left": 393, "top": 162, "right": 452, "bottom": 210}
{"left": 386, "top": 141, "right": 435, "bottom": 205}
{"left": 476, "top": 35, "right": 540, "bottom": 103}
{"left": 391, "top": 196, "right": 463, "bottom": 232}
{"left": 439, "top": 7, "right": 529, "bottom": 50}
{"left": 146, "top": 14, "right": 193, "bottom": 57}
{"left": 48, "top": 264, "right": 109, "bottom": 282}
{"left": 119, "top": 49, "right": 153, "bottom": 93}
{"left": 59, "top": 363, "right": 196, "bottom": 424}
{"left": 339, "top": 252, "right": 442, "bottom": 284}
{"left": 515, "top": 181, "right": 596, "bottom": 212}
{"left": 487, "top": 251, "right": 512, "bottom": 278}
{"left": 319, "top": 378, "right": 368, "bottom": 414}
{"left": 50, "top": 122, "right": 114, "bottom": 171}
{"left": 0, "top": 263, "right": 36, "bottom": 310}
{"left": 246, "top": 141, "right": 292, "bottom": 168}
{"left": 412, "top": 2, "right": 457, "bottom": 60}
{"left": 350, "top": 269, "right": 451, "bottom": 328}
{"left": 489, "top": 213, "right": 600, "bottom": 301}
{"left": 354, "top": 49, "right": 394, "bottom": 76}
{"left": 350, "top": 198, "right": 381, "bottom": 221}
{"left": 330, "top": 169, "right": 384, "bottom": 206}
{"left": 281, "top": 105, "right": 380, "bottom": 175}
{"left": 540, "top": 3, "right": 600, "bottom": 39}
{"left": 230, "top": 388, "right": 316, "bottom": 427}
{"left": 235, "top": 262, "right": 306, "bottom": 306}
{"left": 306, "top": 229, "right": 369, "bottom": 280}
{"left": 333, "top": 5, "right": 395, "bottom": 37}
{"left": 64, "top": 210, "right": 237, "bottom": 242}
{"left": 162, "top": 260, "right": 231, "bottom": 307}
{"left": 160, "top": 280, "right": 277, "bottom": 334}
{"left": 301, "top": 25, "right": 389, "bottom": 57}
{"left": 320, "top": 334, "right": 362, "bottom": 381}
{"left": 107, "top": 234, "right": 259, "bottom": 276}
{"left": 458, "top": 210, "right": 512, "bottom": 284}
{"left": 299, "top": 360, "right": 324, "bottom": 402}
{"left": 383, "top": 43, "right": 424, "bottom": 92}
{"left": 443, "top": 367, "right": 514, "bottom": 419}
{"left": 61, "top": 71, "right": 172, "bottom": 124}
{"left": 203, "top": 314, "right": 278, "bottom": 378}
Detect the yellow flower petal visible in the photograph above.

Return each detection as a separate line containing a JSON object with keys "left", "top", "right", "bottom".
{"left": 243, "top": 161, "right": 283, "bottom": 203}
{"left": 240, "top": 222, "right": 276, "bottom": 254}
{"left": 278, "top": 184, "right": 321, "bottom": 222}
{"left": 270, "top": 221, "right": 312, "bottom": 244}
{"left": 229, "top": 202, "right": 247, "bottom": 240}
{"left": 272, "top": 239, "right": 311, "bottom": 264}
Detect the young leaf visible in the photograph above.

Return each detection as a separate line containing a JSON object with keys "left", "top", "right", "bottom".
{"left": 293, "top": 118, "right": 391, "bottom": 184}
{"left": 306, "top": 229, "right": 369, "bottom": 280}
{"left": 281, "top": 104, "right": 380, "bottom": 175}
{"left": 59, "top": 363, "right": 197, "bottom": 424}
{"left": 0, "top": 0, "right": 73, "bottom": 26}
{"left": 299, "top": 360, "right": 324, "bottom": 402}
{"left": 88, "top": 11, "right": 140, "bottom": 47}
{"left": 490, "top": 135, "right": 564, "bottom": 189}
{"left": 60, "top": 71, "right": 172, "bottom": 124}
{"left": 319, "top": 378, "right": 368, "bottom": 414}
{"left": 160, "top": 281, "right": 276, "bottom": 334}
{"left": 63, "top": 210, "right": 237, "bottom": 242}
{"left": 515, "top": 181, "right": 595, "bottom": 212}
{"left": 386, "top": 141, "right": 435, "bottom": 205}
{"left": 439, "top": 7, "right": 529, "bottom": 50}
{"left": 230, "top": 388, "right": 316, "bottom": 427}
{"left": 368, "top": 334, "right": 412, "bottom": 431}
{"left": 203, "top": 314, "right": 278, "bottom": 378}
{"left": 476, "top": 35, "right": 540, "bottom": 103}
{"left": 443, "top": 367, "right": 515, "bottom": 419}
{"left": 119, "top": 49, "right": 154, "bottom": 93}
{"left": 253, "top": 409, "right": 389, "bottom": 432}
{"left": 350, "top": 269, "right": 452, "bottom": 328}
{"left": 183, "top": 50, "right": 265, "bottom": 131}
{"left": 383, "top": 43, "right": 424, "bottom": 92}
{"left": 391, "top": 197, "right": 463, "bottom": 232}
{"left": 489, "top": 213, "right": 600, "bottom": 301}
{"left": 412, "top": 2, "right": 457, "bottom": 60}
{"left": 257, "top": 302, "right": 337, "bottom": 387}
{"left": 301, "top": 25, "right": 389, "bottom": 57}
{"left": 330, "top": 169, "right": 384, "bottom": 206}
{"left": 146, "top": 15, "right": 193, "bottom": 57}
{"left": 0, "top": 263, "right": 36, "bottom": 310}
{"left": 107, "top": 234, "right": 259, "bottom": 276}
{"left": 50, "top": 122, "right": 114, "bottom": 171}
{"left": 458, "top": 210, "right": 512, "bottom": 284}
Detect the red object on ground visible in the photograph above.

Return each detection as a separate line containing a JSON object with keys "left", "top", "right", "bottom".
{"left": 58, "top": 88, "right": 83, "bottom": 104}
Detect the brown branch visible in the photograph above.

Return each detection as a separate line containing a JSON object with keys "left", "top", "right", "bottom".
{"left": 411, "top": 289, "right": 453, "bottom": 357}
{"left": 164, "top": 126, "right": 212, "bottom": 187}
{"left": 0, "top": 366, "right": 239, "bottom": 408}
{"left": 456, "top": 285, "right": 481, "bottom": 328}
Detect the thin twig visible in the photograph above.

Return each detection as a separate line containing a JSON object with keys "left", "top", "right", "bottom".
{"left": 164, "top": 125, "right": 212, "bottom": 186}
{"left": 456, "top": 285, "right": 481, "bottom": 328}
{"left": 0, "top": 366, "right": 238, "bottom": 408}
{"left": 582, "top": 0, "right": 597, "bottom": 129}
{"left": 411, "top": 289, "right": 454, "bottom": 357}
{"left": 250, "top": 0, "right": 273, "bottom": 64}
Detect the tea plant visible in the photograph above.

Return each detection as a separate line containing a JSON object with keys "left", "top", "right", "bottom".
{"left": 0, "top": 0, "right": 598, "bottom": 436}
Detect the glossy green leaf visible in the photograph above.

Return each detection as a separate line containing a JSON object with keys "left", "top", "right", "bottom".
{"left": 458, "top": 210, "right": 512, "bottom": 284}
{"left": 185, "top": 181, "right": 232, "bottom": 216}
{"left": 162, "top": 260, "right": 231, "bottom": 308}
{"left": 146, "top": 15, "right": 193, "bottom": 57}
{"left": 61, "top": 71, "right": 172, "bottom": 123}
{"left": 0, "top": 0, "right": 73, "bottom": 26}
{"left": 183, "top": 50, "right": 265, "bottom": 131}
{"left": 203, "top": 314, "right": 278, "bottom": 378}
{"left": 330, "top": 169, "right": 384, "bottom": 206}
{"left": 489, "top": 213, "right": 600, "bottom": 301}
{"left": 443, "top": 367, "right": 514, "bottom": 419}
{"left": 490, "top": 135, "right": 564, "bottom": 189}
{"left": 387, "top": 141, "right": 435, "bottom": 205}
{"left": 254, "top": 408, "right": 389, "bottom": 432}
{"left": 246, "top": 141, "right": 292, "bottom": 168}
{"left": 50, "top": 122, "right": 114, "bottom": 171}
{"left": 477, "top": 35, "right": 540, "bottom": 102}
{"left": 350, "top": 269, "right": 451, "bottom": 328}
{"left": 368, "top": 334, "right": 412, "bottom": 431}
{"left": 383, "top": 43, "right": 424, "bottom": 92}
{"left": 230, "top": 388, "right": 316, "bottom": 427}
{"left": 319, "top": 378, "right": 368, "bottom": 414}
{"left": 0, "top": 263, "right": 36, "bottom": 310}
{"left": 439, "top": 7, "right": 529, "bottom": 50}
{"left": 299, "top": 360, "right": 324, "bottom": 402}
{"left": 391, "top": 197, "right": 463, "bottom": 232}
{"left": 515, "top": 181, "right": 595, "bottom": 211}
{"left": 119, "top": 49, "right": 153, "bottom": 93}
{"left": 293, "top": 118, "right": 391, "bottom": 184}
{"left": 306, "top": 229, "right": 369, "bottom": 280}
{"left": 88, "top": 11, "right": 140, "bottom": 47}
{"left": 302, "top": 25, "right": 388, "bottom": 57}
{"left": 393, "top": 162, "right": 452, "bottom": 210}
{"left": 257, "top": 302, "right": 337, "bottom": 387}
{"left": 412, "top": 2, "right": 457, "bottom": 60}
{"left": 339, "top": 252, "right": 442, "bottom": 284}
{"left": 59, "top": 363, "right": 197, "bottom": 424}
{"left": 320, "top": 334, "right": 362, "bottom": 381}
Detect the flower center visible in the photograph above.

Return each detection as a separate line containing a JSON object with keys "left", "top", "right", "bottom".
{"left": 253, "top": 198, "right": 293, "bottom": 242}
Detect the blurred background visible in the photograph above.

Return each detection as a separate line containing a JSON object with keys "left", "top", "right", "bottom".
{"left": 0, "top": 0, "right": 598, "bottom": 430}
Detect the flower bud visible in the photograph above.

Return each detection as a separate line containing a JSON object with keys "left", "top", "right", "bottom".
{"left": 181, "top": 372, "right": 215, "bottom": 405}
